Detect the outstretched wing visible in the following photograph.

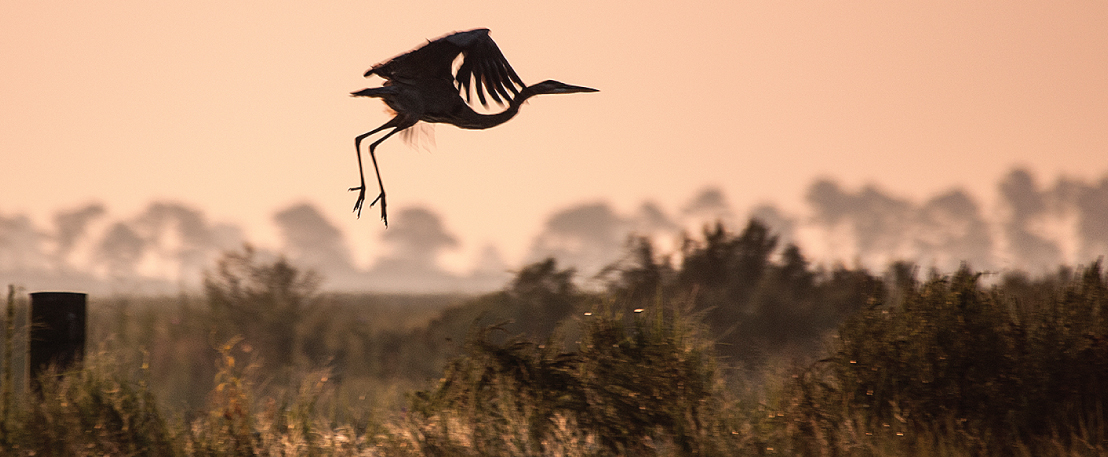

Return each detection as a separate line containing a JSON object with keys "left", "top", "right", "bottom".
{"left": 451, "top": 29, "right": 525, "bottom": 107}
{"left": 364, "top": 32, "right": 464, "bottom": 83}
{"left": 365, "top": 29, "right": 525, "bottom": 108}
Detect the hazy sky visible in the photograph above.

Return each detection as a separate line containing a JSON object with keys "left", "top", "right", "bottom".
{"left": 3, "top": 1, "right": 1107, "bottom": 269}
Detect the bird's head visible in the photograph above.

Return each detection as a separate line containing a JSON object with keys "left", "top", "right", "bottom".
{"left": 528, "top": 80, "right": 599, "bottom": 95}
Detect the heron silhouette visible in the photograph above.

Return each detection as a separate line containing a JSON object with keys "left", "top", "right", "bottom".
{"left": 350, "top": 28, "right": 597, "bottom": 226}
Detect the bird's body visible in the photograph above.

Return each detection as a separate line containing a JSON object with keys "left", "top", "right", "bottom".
{"left": 350, "top": 28, "right": 597, "bottom": 226}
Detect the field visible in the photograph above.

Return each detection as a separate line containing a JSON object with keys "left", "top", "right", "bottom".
{"left": 1, "top": 220, "right": 1106, "bottom": 456}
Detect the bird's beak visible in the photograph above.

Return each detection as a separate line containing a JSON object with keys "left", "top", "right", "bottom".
{"left": 557, "top": 84, "right": 599, "bottom": 94}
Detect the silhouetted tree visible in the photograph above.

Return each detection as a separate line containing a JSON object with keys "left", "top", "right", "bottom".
{"left": 528, "top": 203, "right": 626, "bottom": 278}
{"left": 679, "top": 220, "right": 778, "bottom": 312}
{"left": 631, "top": 201, "right": 678, "bottom": 232}
{"left": 204, "top": 245, "right": 320, "bottom": 369}
{"left": 682, "top": 187, "right": 735, "bottom": 227}
{"left": 96, "top": 223, "right": 145, "bottom": 279}
{"left": 999, "top": 169, "right": 1062, "bottom": 269}
{"left": 51, "top": 202, "right": 106, "bottom": 270}
{"left": 916, "top": 189, "right": 993, "bottom": 270}
{"left": 135, "top": 201, "right": 238, "bottom": 285}
{"left": 807, "top": 179, "right": 914, "bottom": 266}
{"left": 1060, "top": 175, "right": 1108, "bottom": 262}
{"left": 606, "top": 236, "right": 675, "bottom": 311}
{"left": 506, "top": 258, "right": 580, "bottom": 337}
{"left": 675, "top": 220, "right": 780, "bottom": 361}
{"left": 273, "top": 203, "right": 355, "bottom": 281}
{"left": 368, "top": 207, "right": 459, "bottom": 291}
{"left": 750, "top": 203, "right": 797, "bottom": 248}
{"left": 0, "top": 213, "right": 49, "bottom": 273}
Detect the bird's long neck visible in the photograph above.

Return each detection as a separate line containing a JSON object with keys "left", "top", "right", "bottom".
{"left": 454, "top": 85, "right": 540, "bottom": 130}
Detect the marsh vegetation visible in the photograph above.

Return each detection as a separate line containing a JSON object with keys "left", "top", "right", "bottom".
{"left": 1, "top": 219, "right": 1106, "bottom": 455}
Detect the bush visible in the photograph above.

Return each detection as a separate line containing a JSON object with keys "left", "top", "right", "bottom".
{"left": 611, "top": 220, "right": 878, "bottom": 369}
{"left": 4, "top": 221, "right": 1107, "bottom": 455}
{"left": 4, "top": 351, "right": 174, "bottom": 456}
{"left": 204, "top": 245, "right": 320, "bottom": 371}
{"left": 788, "top": 262, "right": 1108, "bottom": 454}
{"left": 388, "top": 305, "right": 740, "bottom": 456}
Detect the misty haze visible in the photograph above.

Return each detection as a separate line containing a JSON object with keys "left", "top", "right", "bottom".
{"left": 4, "top": 2, "right": 1108, "bottom": 453}
{"left": 3, "top": 168, "right": 1106, "bottom": 295}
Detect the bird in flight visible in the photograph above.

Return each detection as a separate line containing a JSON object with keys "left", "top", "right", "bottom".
{"left": 350, "top": 28, "right": 597, "bottom": 227}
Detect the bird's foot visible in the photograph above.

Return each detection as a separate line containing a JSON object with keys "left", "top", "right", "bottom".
{"left": 350, "top": 186, "right": 387, "bottom": 227}
{"left": 373, "top": 193, "right": 387, "bottom": 227}
{"left": 350, "top": 185, "right": 366, "bottom": 218}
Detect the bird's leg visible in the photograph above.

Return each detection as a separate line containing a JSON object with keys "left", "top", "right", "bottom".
{"left": 366, "top": 145, "right": 387, "bottom": 211}
{"left": 351, "top": 135, "right": 372, "bottom": 217}
{"left": 351, "top": 119, "right": 401, "bottom": 219}
{"left": 352, "top": 124, "right": 406, "bottom": 227}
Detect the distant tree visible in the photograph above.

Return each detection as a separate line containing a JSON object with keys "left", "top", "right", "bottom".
{"left": 96, "top": 223, "right": 145, "bottom": 279}
{"left": 135, "top": 201, "right": 232, "bottom": 285}
{"left": 527, "top": 203, "right": 626, "bottom": 278}
{"left": 369, "top": 207, "right": 459, "bottom": 290}
{"left": 204, "top": 245, "right": 320, "bottom": 369}
{"left": 673, "top": 220, "right": 781, "bottom": 363}
{"left": 916, "top": 189, "right": 993, "bottom": 271}
{"left": 505, "top": 258, "right": 580, "bottom": 337}
{"left": 640, "top": 219, "right": 881, "bottom": 367}
{"left": 605, "top": 236, "right": 675, "bottom": 311}
{"left": 51, "top": 202, "right": 106, "bottom": 270}
{"left": 1056, "top": 175, "right": 1108, "bottom": 262}
{"left": 807, "top": 179, "right": 915, "bottom": 266}
{"left": 678, "top": 220, "right": 778, "bottom": 314}
{"left": 411, "top": 257, "right": 582, "bottom": 360}
{"left": 682, "top": 187, "right": 736, "bottom": 228}
{"left": 0, "top": 213, "right": 50, "bottom": 273}
{"left": 749, "top": 203, "right": 798, "bottom": 248}
{"left": 273, "top": 203, "right": 355, "bottom": 279}
{"left": 999, "top": 169, "right": 1062, "bottom": 269}
{"left": 630, "top": 201, "right": 678, "bottom": 233}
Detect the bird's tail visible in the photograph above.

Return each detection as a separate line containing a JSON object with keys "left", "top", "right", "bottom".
{"left": 350, "top": 87, "right": 397, "bottom": 98}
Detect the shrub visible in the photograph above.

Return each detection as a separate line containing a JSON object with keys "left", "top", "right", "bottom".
{"left": 789, "top": 262, "right": 1108, "bottom": 454}
{"left": 4, "top": 351, "right": 175, "bottom": 456}
{"left": 389, "top": 305, "right": 740, "bottom": 456}
{"left": 204, "top": 245, "right": 320, "bottom": 371}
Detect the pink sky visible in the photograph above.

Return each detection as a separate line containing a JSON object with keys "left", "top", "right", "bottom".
{"left": 3, "top": 1, "right": 1107, "bottom": 269}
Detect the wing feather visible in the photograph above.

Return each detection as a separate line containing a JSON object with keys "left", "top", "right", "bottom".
{"left": 480, "top": 59, "right": 504, "bottom": 104}
{"left": 493, "top": 59, "right": 519, "bottom": 99}
{"left": 453, "top": 30, "right": 524, "bottom": 107}
{"left": 363, "top": 29, "right": 524, "bottom": 108}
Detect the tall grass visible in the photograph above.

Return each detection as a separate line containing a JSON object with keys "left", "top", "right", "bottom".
{"left": 376, "top": 303, "right": 740, "bottom": 456}
{"left": 782, "top": 263, "right": 1108, "bottom": 456}
{"left": 2, "top": 285, "right": 16, "bottom": 445}
{"left": 1, "top": 244, "right": 1106, "bottom": 454}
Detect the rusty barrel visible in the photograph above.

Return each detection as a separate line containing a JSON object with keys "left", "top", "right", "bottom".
{"left": 29, "top": 292, "right": 87, "bottom": 384}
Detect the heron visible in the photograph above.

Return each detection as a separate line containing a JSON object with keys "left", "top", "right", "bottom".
{"left": 350, "top": 28, "right": 598, "bottom": 226}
